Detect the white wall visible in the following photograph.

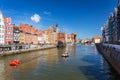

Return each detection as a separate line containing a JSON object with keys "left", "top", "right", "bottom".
{"left": 94, "top": 39, "right": 101, "bottom": 43}
{"left": 0, "top": 11, "right": 5, "bottom": 44}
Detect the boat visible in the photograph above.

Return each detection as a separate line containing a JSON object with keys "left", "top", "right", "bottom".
{"left": 61, "top": 52, "right": 69, "bottom": 57}
{"left": 9, "top": 59, "right": 20, "bottom": 66}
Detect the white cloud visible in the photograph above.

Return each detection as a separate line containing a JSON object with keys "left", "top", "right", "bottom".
{"left": 31, "top": 14, "right": 41, "bottom": 23}
{"left": 43, "top": 11, "right": 51, "bottom": 15}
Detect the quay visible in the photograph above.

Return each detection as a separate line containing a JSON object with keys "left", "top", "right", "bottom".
{"left": 96, "top": 43, "right": 120, "bottom": 75}
{"left": 0, "top": 45, "right": 56, "bottom": 56}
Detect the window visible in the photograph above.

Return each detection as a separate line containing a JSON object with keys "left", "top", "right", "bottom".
{"left": 2, "top": 35, "right": 4, "bottom": 38}
{"left": 2, "top": 30, "right": 4, "bottom": 33}
{"left": 2, "top": 26, "right": 4, "bottom": 28}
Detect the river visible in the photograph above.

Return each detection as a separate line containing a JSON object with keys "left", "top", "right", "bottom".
{"left": 0, "top": 44, "right": 119, "bottom": 80}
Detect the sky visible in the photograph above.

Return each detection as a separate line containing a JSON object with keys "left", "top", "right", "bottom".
{"left": 0, "top": 0, "right": 118, "bottom": 39}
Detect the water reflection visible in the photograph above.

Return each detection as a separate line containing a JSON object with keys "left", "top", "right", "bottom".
{"left": 0, "top": 45, "right": 120, "bottom": 80}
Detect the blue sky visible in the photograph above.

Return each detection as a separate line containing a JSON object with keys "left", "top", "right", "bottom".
{"left": 0, "top": 0, "right": 118, "bottom": 39}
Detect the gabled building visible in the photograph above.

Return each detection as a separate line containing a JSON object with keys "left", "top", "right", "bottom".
{"left": 93, "top": 36, "right": 101, "bottom": 43}
{"left": 71, "top": 32, "right": 77, "bottom": 44}
{"left": 57, "top": 32, "right": 66, "bottom": 47}
{"left": 19, "top": 24, "right": 38, "bottom": 45}
{"left": 4, "top": 17, "right": 14, "bottom": 44}
{"left": 38, "top": 30, "right": 45, "bottom": 45}
{"left": 48, "top": 24, "right": 58, "bottom": 45}
{"left": 66, "top": 34, "right": 72, "bottom": 44}
{"left": 13, "top": 25, "right": 20, "bottom": 44}
{"left": 42, "top": 30, "right": 49, "bottom": 44}
{"left": 0, "top": 11, "right": 5, "bottom": 45}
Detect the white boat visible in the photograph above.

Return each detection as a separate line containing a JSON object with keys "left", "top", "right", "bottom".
{"left": 61, "top": 53, "right": 69, "bottom": 57}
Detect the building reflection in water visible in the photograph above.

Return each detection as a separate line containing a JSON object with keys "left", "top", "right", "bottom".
{"left": 67, "top": 45, "right": 76, "bottom": 56}
{"left": 2, "top": 49, "right": 57, "bottom": 80}
{"left": 45, "top": 48, "right": 59, "bottom": 66}
{"left": 0, "top": 60, "right": 6, "bottom": 80}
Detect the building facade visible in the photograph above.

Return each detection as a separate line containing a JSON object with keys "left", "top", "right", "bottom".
{"left": 13, "top": 25, "right": 20, "bottom": 44}
{"left": 101, "top": 1, "right": 120, "bottom": 44}
{"left": 0, "top": 11, "right": 5, "bottom": 45}
{"left": 19, "top": 24, "right": 38, "bottom": 45}
{"left": 71, "top": 32, "right": 77, "bottom": 44}
{"left": 93, "top": 36, "right": 101, "bottom": 43}
{"left": 48, "top": 24, "right": 58, "bottom": 45}
{"left": 4, "top": 17, "right": 14, "bottom": 44}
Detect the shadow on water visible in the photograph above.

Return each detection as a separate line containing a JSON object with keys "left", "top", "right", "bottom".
{"left": 78, "top": 53, "right": 120, "bottom": 80}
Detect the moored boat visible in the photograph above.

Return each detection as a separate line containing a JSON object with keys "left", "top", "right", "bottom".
{"left": 61, "top": 53, "right": 69, "bottom": 57}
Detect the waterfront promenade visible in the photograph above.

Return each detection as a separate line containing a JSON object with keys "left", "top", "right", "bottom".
{"left": 0, "top": 45, "right": 56, "bottom": 56}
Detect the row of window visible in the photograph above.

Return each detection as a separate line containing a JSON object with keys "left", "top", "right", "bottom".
{"left": 0, "top": 39, "right": 4, "bottom": 41}
{"left": 0, "top": 30, "right": 4, "bottom": 33}
{"left": 6, "top": 32, "right": 13, "bottom": 34}
{"left": 5, "top": 37, "right": 13, "bottom": 39}
{"left": 6, "top": 27, "right": 13, "bottom": 30}
{"left": 0, "top": 25, "right": 13, "bottom": 30}
{"left": 0, "top": 35, "right": 4, "bottom": 38}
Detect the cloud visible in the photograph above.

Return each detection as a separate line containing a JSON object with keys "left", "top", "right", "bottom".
{"left": 43, "top": 11, "right": 51, "bottom": 15}
{"left": 31, "top": 14, "right": 41, "bottom": 23}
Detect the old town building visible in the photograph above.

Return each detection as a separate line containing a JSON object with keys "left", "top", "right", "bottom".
{"left": 0, "top": 11, "right": 5, "bottom": 45}
{"left": 41, "top": 30, "right": 49, "bottom": 44}
{"left": 93, "top": 36, "right": 101, "bottom": 43}
{"left": 13, "top": 25, "right": 20, "bottom": 44}
{"left": 66, "top": 34, "right": 72, "bottom": 44}
{"left": 57, "top": 32, "right": 66, "bottom": 47}
{"left": 71, "top": 32, "right": 77, "bottom": 44}
{"left": 48, "top": 24, "right": 58, "bottom": 45}
{"left": 38, "top": 24, "right": 58, "bottom": 45}
{"left": 38, "top": 30, "right": 44, "bottom": 44}
{"left": 19, "top": 24, "right": 38, "bottom": 45}
{"left": 4, "top": 17, "right": 14, "bottom": 44}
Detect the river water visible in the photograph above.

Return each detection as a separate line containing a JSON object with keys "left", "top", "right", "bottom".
{"left": 0, "top": 44, "right": 120, "bottom": 80}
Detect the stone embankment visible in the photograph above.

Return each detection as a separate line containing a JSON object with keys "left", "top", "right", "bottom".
{"left": 96, "top": 43, "right": 120, "bottom": 75}
{"left": 0, "top": 45, "right": 56, "bottom": 56}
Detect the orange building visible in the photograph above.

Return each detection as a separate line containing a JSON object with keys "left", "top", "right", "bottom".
{"left": 19, "top": 24, "right": 38, "bottom": 44}
{"left": 48, "top": 25, "right": 58, "bottom": 45}
{"left": 58, "top": 32, "right": 66, "bottom": 44}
